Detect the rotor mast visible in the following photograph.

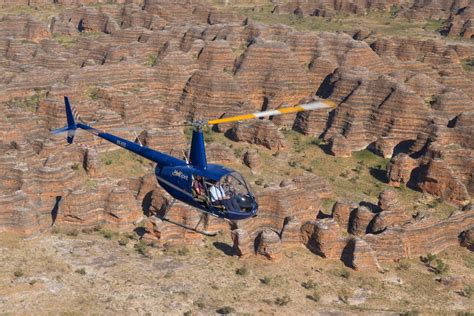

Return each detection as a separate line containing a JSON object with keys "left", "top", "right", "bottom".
{"left": 189, "top": 122, "right": 208, "bottom": 170}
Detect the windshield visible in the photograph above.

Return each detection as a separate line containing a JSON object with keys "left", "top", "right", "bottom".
{"left": 220, "top": 172, "right": 252, "bottom": 197}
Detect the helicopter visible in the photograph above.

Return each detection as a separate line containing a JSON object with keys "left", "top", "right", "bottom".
{"left": 52, "top": 96, "right": 335, "bottom": 235}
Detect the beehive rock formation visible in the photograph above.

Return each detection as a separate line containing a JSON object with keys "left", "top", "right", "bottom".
{"left": 227, "top": 120, "right": 286, "bottom": 150}
{"left": 0, "top": 1, "right": 472, "bottom": 272}
{"left": 386, "top": 153, "right": 418, "bottom": 187}
{"left": 459, "top": 227, "right": 474, "bottom": 251}
{"left": 256, "top": 229, "right": 282, "bottom": 260}
{"left": 332, "top": 201, "right": 357, "bottom": 232}
{"left": 343, "top": 238, "right": 384, "bottom": 272}
{"left": 370, "top": 189, "right": 411, "bottom": 233}
{"left": 231, "top": 228, "right": 252, "bottom": 258}
{"left": 329, "top": 134, "right": 352, "bottom": 157}
{"left": 349, "top": 206, "right": 376, "bottom": 236}
{"left": 243, "top": 149, "right": 262, "bottom": 173}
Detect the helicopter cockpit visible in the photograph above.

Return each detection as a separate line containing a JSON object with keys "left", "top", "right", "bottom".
{"left": 192, "top": 171, "right": 257, "bottom": 217}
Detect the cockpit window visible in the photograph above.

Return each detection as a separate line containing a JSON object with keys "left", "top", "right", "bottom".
{"left": 220, "top": 172, "right": 250, "bottom": 197}
{"left": 192, "top": 172, "right": 255, "bottom": 213}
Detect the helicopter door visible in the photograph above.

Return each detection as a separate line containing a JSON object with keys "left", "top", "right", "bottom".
{"left": 191, "top": 175, "right": 207, "bottom": 203}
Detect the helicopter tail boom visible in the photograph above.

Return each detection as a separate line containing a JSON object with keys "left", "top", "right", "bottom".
{"left": 51, "top": 96, "right": 186, "bottom": 168}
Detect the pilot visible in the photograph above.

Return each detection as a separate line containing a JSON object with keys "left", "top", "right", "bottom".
{"left": 222, "top": 175, "right": 235, "bottom": 197}
{"left": 209, "top": 181, "right": 240, "bottom": 212}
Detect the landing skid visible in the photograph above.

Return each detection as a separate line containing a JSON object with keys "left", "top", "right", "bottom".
{"left": 156, "top": 198, "right": 219, "bottom": 237}
{"left": 157, "top": 216, "right": 218, "bottom": 237}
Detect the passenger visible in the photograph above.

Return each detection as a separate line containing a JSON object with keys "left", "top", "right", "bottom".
{"left": 209, "top": 181, "right": 240, "bottom": 212}
{"left": 192, "top": 175, "right": 205, "bottom": 197}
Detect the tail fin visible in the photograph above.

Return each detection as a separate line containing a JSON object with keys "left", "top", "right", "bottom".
{"left": 50, "top": 96, "right": 77, "bottom": 144}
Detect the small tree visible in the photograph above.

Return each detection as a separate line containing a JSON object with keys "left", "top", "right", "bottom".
{"left": 434, "top": 259, "right": 449, "bottom": 274}
{"left": 421, "top": 253, "right": 437, "bottom": 266}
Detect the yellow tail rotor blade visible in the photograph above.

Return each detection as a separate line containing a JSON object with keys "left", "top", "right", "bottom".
{"left": 206, "top": 100, "right": 336, "bottom": 126}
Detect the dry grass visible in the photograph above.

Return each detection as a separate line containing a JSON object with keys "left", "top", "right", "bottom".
{"left": 100, "top": 149, "right": 153, "bottom": 178}
{"left": 1, "top": 217, "right": 472, "bottom": 314}
{"left": 213, "top": 3, "right": 456, "bottom": 41}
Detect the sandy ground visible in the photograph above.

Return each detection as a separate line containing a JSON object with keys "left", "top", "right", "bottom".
{"left": 0, "top": 230, "right": 472, "bottom": 315}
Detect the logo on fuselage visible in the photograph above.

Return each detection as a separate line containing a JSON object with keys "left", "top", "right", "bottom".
{"left": 172, "top": 170, "right": 189, "bottom": 181}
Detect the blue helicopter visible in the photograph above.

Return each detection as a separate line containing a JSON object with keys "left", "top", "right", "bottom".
{"left": 52, "top": 97, "right": 335, "bottom": 233}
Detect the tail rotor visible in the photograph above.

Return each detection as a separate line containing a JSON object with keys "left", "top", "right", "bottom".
{"left": 50, "top": 96, "right": 77, "bottom": 144}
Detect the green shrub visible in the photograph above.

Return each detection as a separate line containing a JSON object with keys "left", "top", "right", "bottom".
{"left": 301, "top": 280, "right": 318, "bottom": 289}
{"left": 216, "top": 306, "right": 235, "bottom": 315}
{"left": 193, "top": 299, "right": 205, "bottom": 309}
{"left": 339, "top": 170, "right": 350, "bottom": 178}
{"left": 389, "top": 4, "right": 400, "bottom": 17}
{"left": 260, "top": 276, "right": 272, "bottom": 285}
{"left": 306, "top": 290, "right": 320, "bottom": 302}
{"left": 288, "top": 161, "right": 298, "bottom": 168}
{"left": 311, "top": 138, "right": 323, "bottom": 146}
{"left": 434, "top": 259, "right": 449, "bottom": 274}
{"left": 396, "top": 260, "right": 411, "bottom": 271}
{"left": 234, "top": 148, "right": 243, "bottom": 158}
{"left": 177, "top": 247, "right": 189, "bottom": 256}
{"left": 134, "top": 240, "right": 150, "bottom": 257}
{"left": 353, "top": 164, "right": 363, "bottom": 174}
{"left": 145, "top": 54, "right": 158, "bottom": 67}
{"left": 118, "top": 236, "right": 129, "bottom": 246}
{"left": 87, "top": 87, "right": 100, "bottom": 100}
{"left": 339, "top": 269, "right": 351, "bottom": 279}
{"left": 75, "top": 268, "right": 86, "bottom": 275}
{"left": 235, "top": 267, "right": 248, "bottom": 276}
{"left": 66, "top": 229, "right": 79, "bottom": 237}
{"left": 461, "top": 58, "right": 474, "bottom": 72}
{"left": 275, "top": 295, "right": 291, "bottom": 306}
{"left": 338, "top": 290, "right": 349, "bottom": 304}
{"left": 51, "top": 226, "right": 61, "bottom": 234}
{"left": 7, "top": 91, "right": 45, "bottom": 112}
{"left": 460, "top": 285, "right": 473, "bottom": 298}
{"left": 101, "top": 229, "right": 113, "bottom": 239}
{"left": 14, "top": 270, "right": 24, "bottom": 278}
{"left": 420, "top": 253, "right": 437, "bottom": 266}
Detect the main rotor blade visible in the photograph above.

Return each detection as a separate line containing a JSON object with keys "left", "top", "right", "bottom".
{"left": 206, "top": 100, "right": 336, "bottom": 126}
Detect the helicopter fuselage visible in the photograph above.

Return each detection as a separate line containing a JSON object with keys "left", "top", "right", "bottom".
{"left": 155, "top": 163, "right": 258, "bottom": 221}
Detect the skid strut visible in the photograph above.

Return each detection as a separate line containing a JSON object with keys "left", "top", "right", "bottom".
{"left": 156, "top": 199, "right": 218, "bottom": 237}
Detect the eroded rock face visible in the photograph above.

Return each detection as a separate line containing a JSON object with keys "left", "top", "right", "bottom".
{"left": 231, "top": 228, "right": 252, "bottom": 258}
{"left": 301, "top": 219, "right": 346, "bottom": 259}
{"left": 418, "top": 159, "right": 471, "bottom": 206}
{"left": 256, "top": 229, "right": 281, "bottom": 260}
{"left": 280, "top": 216, "right": 302, "bottom": 248}
{"left": 344, "top": 238, "right": 383, "bottom": 272}
{"left": 349, "top": 206, "right": 375, "bottom": 236}
{"left": 243, "top": 149, "right": 262, "bottom": 173}
{"left": 459, "top": 228, "right": 474, "bottom": 251}
{"left": 227, "top": 120, "right": 286, "bottom": 150}
{"left": 387, "top": 153, "right": 418, "bottom": 187}
{"left": 331, "top": 200, "right": 357, "bottom": 232}
{"left": 370, "top": 189, "right": 411, "bottom": 233}
{"left": 0, "top": 2, "right": 472, "bottom": 272}
{"left": 329, "top": 134, "right": 351, "bottom": 157}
